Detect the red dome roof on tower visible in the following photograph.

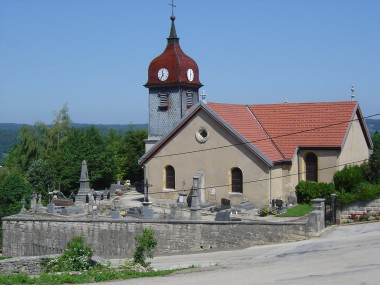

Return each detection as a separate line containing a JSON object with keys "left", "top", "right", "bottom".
{"left": 145, "top": 16, "right": 202, "bottom": 88}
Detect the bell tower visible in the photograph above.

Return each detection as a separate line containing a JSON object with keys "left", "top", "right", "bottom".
{"left": 144, "top": 13, "right": 202, "bottom": 152}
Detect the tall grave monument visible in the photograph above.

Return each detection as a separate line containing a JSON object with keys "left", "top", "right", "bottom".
{"left": 76, "top": 160, "right": 91, "bottom": 202}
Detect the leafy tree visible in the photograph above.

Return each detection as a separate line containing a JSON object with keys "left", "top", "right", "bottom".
{"left": 56, "top": 127, "right": 117, "bottom": 195}
{"left": 48, "top": 103, "right": 72, "bottom": 153}
{"left": 4, "top": 122, "right": 49, "bottom": 172}
{"left": 365, "top": 131, "right": 380, "bottom": 183}
{"left": 26, "top": 159, "right": 55, "bottom": 202}
{"left": 0, "top": 168, "right": 33, "bottom": 218}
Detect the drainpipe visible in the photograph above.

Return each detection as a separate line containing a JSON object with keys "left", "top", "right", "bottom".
{"left": 297, "top": 149, "right": 301, "bottom": 183}
{"left": 269, "top": 167, "right": 272, "bottom": 205}
{"left": 142, "top": 165, "right": 146, "bottom": 186}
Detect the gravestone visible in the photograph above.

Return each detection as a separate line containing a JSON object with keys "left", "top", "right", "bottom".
{"left": 221, "top": 198, "right": 231, "bottom": 210}
{"left": 142, "top": 206, "right": 154, "bottom": 220}
{"left": 76, "top": 160, "right": 91, "bottom": 202}
{"left": 127, "top": 207, "right": 141, "bottom": 216}
{"left": 36, "top": 194, "right": 42, "bottom": 212}
{"left": 215, "top": 209, "right": 231, "bottom": 221}
{"left": 190, "top": 175, "right": 202, "bottom": 220}
{"left": 178, "top": 190, "right": 187, "bottom": 208}
{"left": 231, "top": 201, "right": 254, "bottom": 213}
{"left": 30, "top": 193, "right": 37, "bottom": 211}
{"left": 47, "top": 203, "right": 56, "bottom": 214}
{"left": 111, "top": 209, "right": 121, "bottom": 219}
{"left": 61, "top": 206, "right": 84, "bottom": 216}
{"left": 20, "top": 199, "right": 26, "bottom": 214}
{"left": 168, "top": 204, "right": 177, "bottom": 220}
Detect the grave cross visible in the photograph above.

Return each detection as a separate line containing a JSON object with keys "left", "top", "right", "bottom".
{"left": 143, "top": 179, "right": 153, "bottom": 203}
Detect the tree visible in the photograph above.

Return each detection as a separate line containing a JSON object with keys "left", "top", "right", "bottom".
{"left": 56, "top": 127, "right": 117, "bottom": 195}
{"left": 104, "top": 128, "right": 147, "bottom": 185}
{"left": 48, "top": 103, "right": 72, "bottom": 152}
{"left": 0, "top": 169, "right": 33, "bottom": 218}
{"left": 4, "top": 122, "right": 49, "bottom": 172}
{"left": 26, "top": 159, "right": 55, "bottom": 201}
{"left": 365, "top": 131, "right": 380, "bottom": 183}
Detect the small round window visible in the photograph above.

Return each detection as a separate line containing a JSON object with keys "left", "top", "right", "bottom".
{"left": 196, "top": 127, "right": 209, "bottom": 143}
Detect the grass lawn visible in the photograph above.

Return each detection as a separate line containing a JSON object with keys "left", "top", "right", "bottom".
{"left": 0, "top": 256, "right": 11, "bottom": 260}
{"left": 0, "top": 268, "right": 179, "bottom": 284}
{"left": 277, "top": 204, "right": 312, "bottom": 217}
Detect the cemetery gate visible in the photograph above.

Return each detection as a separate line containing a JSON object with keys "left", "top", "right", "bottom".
{"left": 325, "top": 194, "right": 338, "bottom": 227}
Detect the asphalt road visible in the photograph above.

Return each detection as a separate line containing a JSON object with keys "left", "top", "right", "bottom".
{"left": 89, "top": 222, "right": 380, "bottom": 285}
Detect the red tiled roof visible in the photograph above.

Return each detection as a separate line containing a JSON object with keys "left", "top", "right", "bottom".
{"left": 207, "top": 103, "right": 284, "bottom": 162}
{"left": 207, "top": 101, "right": 359, "bottom": 162}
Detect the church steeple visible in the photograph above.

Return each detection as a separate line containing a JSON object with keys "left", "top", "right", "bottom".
{"left": 168, "top": 15, "right": 178, "bottom": 42}
{"left": 144, "top": 9, "right": 203, "bottom": 152}
{"left": 144, "top": 15, "right": 202, "bottom": 88}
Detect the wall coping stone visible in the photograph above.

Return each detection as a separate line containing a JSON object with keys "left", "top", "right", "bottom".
{"left": 2, "top": 214, "right": 306, "bottom": 226}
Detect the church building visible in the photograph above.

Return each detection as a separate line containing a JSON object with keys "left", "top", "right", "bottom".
{"left": 139, "top": 14, "right": 373, "bottom": 208}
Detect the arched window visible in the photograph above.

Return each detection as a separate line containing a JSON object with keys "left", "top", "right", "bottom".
{"left": 231, "top": 168, "right": 243, "bottom": 193}
{"left": 165, "top": 165, "right": 175, "bottom": 189}
{"left": 305, "top": 153, "right": 318, "bottom": 182}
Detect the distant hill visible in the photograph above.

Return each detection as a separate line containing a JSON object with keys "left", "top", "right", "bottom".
{"left": 0, "top": 119, "right": 379, "bottom": 166}
{"left": 0, "top": 123, "right": 147, "bottom": 165}
{"left": 366, "top": 119, "right": 380, "bottom": 135}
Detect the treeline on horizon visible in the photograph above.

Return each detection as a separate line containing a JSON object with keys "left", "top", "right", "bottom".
{"left": 0, "top": 105, "right": 147, "bottom": 202}
{"left": 0, "top": 122, "right": 147, "bottom": 165}
{"left": 2, "top": 119, "right": 380, "bottom": 165}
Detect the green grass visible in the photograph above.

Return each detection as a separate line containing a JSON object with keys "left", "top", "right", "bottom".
{"left": 0, "top": 256, "right": 11, "bottom": 260}
{"left": 277, "top": 204, "right": 312, "bottom": 217}
{"left": 0, "top": 268, "right": 179, "bottom": 284}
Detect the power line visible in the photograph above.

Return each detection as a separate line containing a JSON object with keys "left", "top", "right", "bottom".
{"left": 151, "top": 112, "right": 379, "bottom": 160}
{"left": 148, "top": 158, "right": 368, "bottom": 195}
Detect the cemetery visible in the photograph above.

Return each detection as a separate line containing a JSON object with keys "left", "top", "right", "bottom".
{"left": 1, "top": 160, "right": 327, "bottom": 259}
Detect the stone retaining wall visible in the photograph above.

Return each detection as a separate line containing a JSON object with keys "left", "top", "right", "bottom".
{"left": 1, "top": 200, "right": 326, "bottom": 259}
{"left": 0, "top": 254, "right": 59, "bottom": 275}
{"left": 2, "top": 215, "right": 318, "bottom": 258}
{"left": 339, "top": 198, "right": 380, "bottom": 222}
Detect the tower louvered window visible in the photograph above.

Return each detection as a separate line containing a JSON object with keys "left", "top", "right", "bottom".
{"left": 159, "top": 93, "right": 169, "bottom": 109}
{"left": 186, "top": 91, "right": 193, "bottom": 107}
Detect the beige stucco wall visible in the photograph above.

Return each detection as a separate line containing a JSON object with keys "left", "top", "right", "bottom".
{"left": 338, "top": 113, "right": 370, "bottom": 169}
{"left": 298, "top": 149, "right": 340, "bottom": 183}
{"left": 143, "top": 110, "right": 370, "bottom": 208}
{"left": 144, "top": 109, "right": 272, "bottom": 208}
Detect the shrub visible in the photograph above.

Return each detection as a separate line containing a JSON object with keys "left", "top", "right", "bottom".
{"left": 333, "top": 165, "right": 365, "bottom": 193}
{"left": 295, "top": 181, "right": 335, "bottom": 204}
{"left": 258, "top": 206, "right": 269, "bottom": 217}
{"left": 133, "top": 228, "right": 157, "bottom": 267}
{"left": 337, "top": 182, "right": 380, "bottom": 206}
{"left": 43, "top": 236, "right": 93, "bottom": 272}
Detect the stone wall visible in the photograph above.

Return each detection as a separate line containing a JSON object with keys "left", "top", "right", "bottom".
{"left": 0, "top": 254, "right": 58, "bottom": 275}
{"left": 339, "top": 198, "right": 380, "bottom": 223}
{"left": 2, "top": 214, "right": 322, "bottom": 258}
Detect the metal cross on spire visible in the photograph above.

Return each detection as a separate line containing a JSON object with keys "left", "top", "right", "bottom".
{"left": 169, "top": 0, "right": 176, "bottom": 16}
{"left": 351, "top": 85, "right": 356, "bottom": 102}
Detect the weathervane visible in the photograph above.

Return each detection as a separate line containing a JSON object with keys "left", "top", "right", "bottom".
{"left": 169, "top": 0, "right": 176, "bottom": 16}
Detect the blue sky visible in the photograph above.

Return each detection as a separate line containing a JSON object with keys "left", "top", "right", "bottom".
{"left": 0, "top": 0, "right": 379, "bottom": 125}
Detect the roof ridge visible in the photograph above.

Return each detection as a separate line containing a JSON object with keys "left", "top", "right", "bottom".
{"left": 245, "top": 105, "right": 286, "bottom": 160}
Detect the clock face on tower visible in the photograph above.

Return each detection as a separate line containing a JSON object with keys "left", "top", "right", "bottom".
{"left": 187, "top": 68, "right": 194, "bottom": 82}
{"left": 158, "top": 68, "right": 169, "bottom": 81}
